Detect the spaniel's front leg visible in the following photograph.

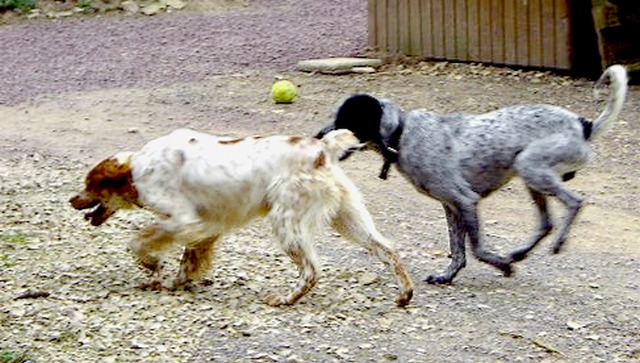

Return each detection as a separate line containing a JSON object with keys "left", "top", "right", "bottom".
{"left": 172, "top": 235, "right": 218, "bottom": 289}
{"left": 129, "top": 223, "right": 175, "bottom": 290}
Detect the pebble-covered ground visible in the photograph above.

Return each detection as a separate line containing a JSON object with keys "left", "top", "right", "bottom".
{"left": 1, "top": 1, "right": 639, "bottom": 362}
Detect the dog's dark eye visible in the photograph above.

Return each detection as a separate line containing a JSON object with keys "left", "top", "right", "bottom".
{"left": 94, "top": 176, "right": 128, "bottom": 190}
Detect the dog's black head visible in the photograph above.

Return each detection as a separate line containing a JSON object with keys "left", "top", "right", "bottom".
{"left": 315, "top": 94, "right": 384, "bottom": 143}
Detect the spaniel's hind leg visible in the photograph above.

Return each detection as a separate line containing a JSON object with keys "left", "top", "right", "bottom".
{"left": 266, "top": 217, "right": 320, "bottom": 306}
{"left": 331, "top": 189, "right": 414, "bottom": 307}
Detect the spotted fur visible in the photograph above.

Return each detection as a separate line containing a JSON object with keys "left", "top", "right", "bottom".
{"left": 316, "top": 65, "right": 628, "bottom": 285}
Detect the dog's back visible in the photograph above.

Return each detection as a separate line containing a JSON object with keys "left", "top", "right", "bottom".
{"left": 130, "top": 129, "right": 363, "bottom": 227}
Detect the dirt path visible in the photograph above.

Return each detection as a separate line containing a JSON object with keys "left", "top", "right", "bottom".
{"left": 1, "top": 2, "right": 639, "bottom": 363}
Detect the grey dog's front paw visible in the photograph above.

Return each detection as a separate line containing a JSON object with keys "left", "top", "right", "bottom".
{"left": 425, "top": 274, "right": 453, "bottom": 285}
{"left": 498, "top": 260, "right": 514, "bottom": 277}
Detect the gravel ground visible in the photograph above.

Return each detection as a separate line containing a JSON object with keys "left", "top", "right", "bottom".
{"left": 1, "top": 1, "right": 640, "bottom": 362}
{"left": 0, "top": 0, "right": 366, "bottom": 105}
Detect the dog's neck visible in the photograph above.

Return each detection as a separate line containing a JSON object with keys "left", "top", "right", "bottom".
{"left": 379, "top": 100, "right": 404, "bottom": 144}
{"left": 377, "top": 100, "right": 405, "bottom": 179}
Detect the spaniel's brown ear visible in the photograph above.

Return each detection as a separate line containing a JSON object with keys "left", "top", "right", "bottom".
{"left": 89, "top": 153, "right": 133, "bottom": 181}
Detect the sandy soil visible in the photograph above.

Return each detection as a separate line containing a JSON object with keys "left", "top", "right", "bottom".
{"left": 1, "top": 1, "right": 639, "bottom": 362}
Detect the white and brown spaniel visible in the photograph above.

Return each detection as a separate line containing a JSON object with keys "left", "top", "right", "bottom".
{"left": 70, "top": 128, "right": 413, "bottom": 306}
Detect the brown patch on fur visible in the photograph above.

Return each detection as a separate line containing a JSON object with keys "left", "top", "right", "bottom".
{"left": 86, "top": 157, "right": 139, "bottom": 202}
{"left": 314, "top": 151, "right": 326, "bottom": 169}
{"left": 288, "top": 136, "right": 304, "bottom": 144}
{"left": 219, "top": 138, "right": 244, "bottom": 145}
{"left": 188, "top": 137, "right": 198, "bottom": 144}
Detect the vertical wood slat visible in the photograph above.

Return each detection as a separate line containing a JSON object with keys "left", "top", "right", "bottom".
{"left": 375, "top": 0, "right": 387, "bottom": 52}
{"left": 479, "top": 0, "right": 492, "bottom": 62}
{"left": 491, "top": 0, "right": 505, "bottom": 63}
{"left": 467, "top": 0, "right": 480, "bottom": 61}
{"left": 528, "top": 0, "right": 543, "bottom": 66}
{"left": 555, "top": 0, "right": 571, "bottom": 69}
{"left": 387, "top": 0, "right": 399, "bottom": 53}
{"left": 541, "top": 0, "right": 555, "bottom": 67}
{"left": 516, "top": 0, "right": 530, "bottom": 66}
{"left": 409, "top": 0, "right": 423, "bottom": 56}
{"left": 368, "top": 0, "right": 573, "bottom": 70}
{"left": 420, "top": 0, "right": 433, "bottom": 57}
{"left": 455, "top": 0, "right": 468, "bottom": 60}
{"left": 444, "top": 0, "right": 457, "bottom": 59}
{"left": 368, "top": 0, "right": 377, "bottom": 51}
{"left": 399, "top": 0, "right": 411, "bottom": 54}
{"left": 432, "top": 0, "right": 445, "bottom": 58}
{"left": 503, "top": 0, "right": 517, "bottom": 64}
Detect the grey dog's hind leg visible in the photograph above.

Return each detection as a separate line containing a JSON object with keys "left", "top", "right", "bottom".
{"left": 520, "top": 172, "right": 583, "bottom": 254}
{"left": 515, "top": 142, "right": 587, "bottom": 255}
{"left": 549, "top": 187, "right": 583, "bottom": 253}
{"left": 459, "top": 197, "right": 514, "bottom": 276}
{"left": 508, "top": 189, "right": 553, "bottom": 262}
{"left": 426, "top": 204, "right": 467, "bottom": 284}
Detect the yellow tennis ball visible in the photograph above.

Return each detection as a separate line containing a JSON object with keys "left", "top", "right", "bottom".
{"left": 271, "top": 80, "right": 297, "bottom": 104}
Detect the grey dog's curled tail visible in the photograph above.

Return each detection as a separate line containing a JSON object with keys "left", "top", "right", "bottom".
{"left": 590, "top": 64, "right": 628, "bottom": 139}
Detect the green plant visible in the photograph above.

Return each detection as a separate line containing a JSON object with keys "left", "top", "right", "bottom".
{"left": 0, "top": 349, "right": 35, "bottom": 363}
{"left": 0, "top": 254, "right": 17, "bottom": 267}
{"left": 0, "top": 0, "right": 36, "bottom": 11}
{"left": 0, "top": 233, "right": 28, "bottom": 245}
{"left": 77, "top": 0, "right": 94, "bottom": 9}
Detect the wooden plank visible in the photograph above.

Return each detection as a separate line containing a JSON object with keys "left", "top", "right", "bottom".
{"left": 555, "top": 0, "right": 571, "bottom": 69}
{"left": 387, "top": 0, "right": 399, "bottom": 53}
{"left": 479, "top": 0, "right": 492, "bottom": 62}
{"left": 409, "top": 0, "right": 423, "bottom": 56}
{"left": 491, "top": 0, "right": 505, "bottom": 63}
{"left": 528, "top": 0, "right": 543, "bottom": 67}
{"left": 421, "top": 0, "right": 433, "bottom": 57}
{"left": 432, "top": 0, "right": 446, "bottom": 59}
{"left": 467, "top": 0, "right": 480, "bottom": 61}
{"left": 515, "top": 0, "right": 530, "bottom": 65}
{"left": 368, "top": 0, "right": 377, "bottom": 50}
{"left": 455, "top": 0, "right": 468, "bottom": 60}
{"left": 444, "top": 0, "right": 457, "bottom": 59}
{"left": 398, "top": 0, "right": 410, "bottom": 54}
{"left": 375, "top": 0, "right": 387, "bottom": 51}
{"left": 503, "top": 0, "right": 517, "bottom": 64}
{"left": 541, "top": 0, "right": 555, "bottom": 67}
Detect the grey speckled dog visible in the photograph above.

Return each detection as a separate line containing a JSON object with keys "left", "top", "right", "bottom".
{"left": 316, "top": 65, "right": 628, "bottom": 284}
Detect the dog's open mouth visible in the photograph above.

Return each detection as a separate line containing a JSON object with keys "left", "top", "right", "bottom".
{"left": 338, "top": 144, "right": 367, "bottom": 161}
{"left": 83, "top": 204, "right": 112, "bottom": 226}
{"left": 69, "top": 195, "right": 111, "bottom": 226}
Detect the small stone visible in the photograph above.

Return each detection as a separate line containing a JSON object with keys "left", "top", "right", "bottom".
{"left": 142, "top": 2, "right": 165, "bottom": 15}
{"left": 359, "top": 272, "right": 379, "bottom": 285}
{"left": 165, "top": 0, "right": 185, "bottom": 9}
{"left": 351, "top": 66, "right": 376, "bottom": 74}
{"left": 121, "top": 0, "right": 139, "bottom": 13}
{"left": 567, "top": 320, "right": 589, "bottom": 330}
